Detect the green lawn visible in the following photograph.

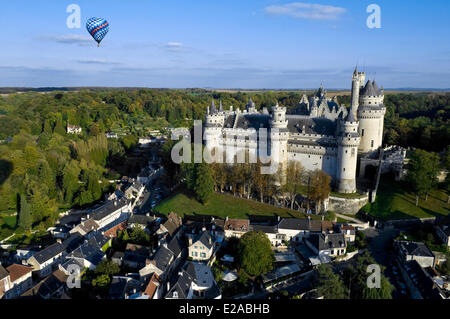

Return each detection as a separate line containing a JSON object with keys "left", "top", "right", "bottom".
{"left": 361, "top": 175, "right": 449, "bottom": 221}
{"left": 0, "top": 215, "right": 17, "bottom": 240}
{"left": 154, "top": 189, "right": 321, "bottom": 220}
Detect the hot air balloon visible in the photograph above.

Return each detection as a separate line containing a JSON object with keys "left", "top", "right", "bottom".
{"left": 86, "top": 17, "right": 109, "bottom": 47}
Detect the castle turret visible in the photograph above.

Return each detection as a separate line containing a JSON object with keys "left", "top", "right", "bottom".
{"left": 357, "top": 80, "right": 386, "bottom": 156}
{"left": 270, "top": 102, "right": 289, "bottom": 179}
{"left": 336, "top": 111, "right": 360, "bottom": 193}
{"left": 350, "top": 66, "right": 366, "bottom": 120}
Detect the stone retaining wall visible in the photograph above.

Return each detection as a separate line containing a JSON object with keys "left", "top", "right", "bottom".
{"left": 328, "top": 195, "right": 369, "bottom": 215}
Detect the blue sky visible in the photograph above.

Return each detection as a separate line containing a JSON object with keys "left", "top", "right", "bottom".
{"left": 0, "top": 0, "right": 449, "bottom": 88}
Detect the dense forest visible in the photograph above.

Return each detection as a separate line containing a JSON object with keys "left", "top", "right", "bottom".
{"left": 0, "top": 89, "right": 448, "bottom": 234}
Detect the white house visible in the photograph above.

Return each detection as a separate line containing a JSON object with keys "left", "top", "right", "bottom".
{"left": 188, "top": 231, "right": 214, "bottom": 261}
{"left": 306, "top": 233, "right": 347, "bottom": 259}
{"left": 27, "top": 242, "right": 65, "bottom": 278}
{"left": 277, "top": 218, "right": 311, "bottom": 242}
{"left": 3, "top": 264, "right": 34, "bottom": 299}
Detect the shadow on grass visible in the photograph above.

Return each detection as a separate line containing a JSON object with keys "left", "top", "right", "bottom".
{"left": 0, "top": 159, "right": 13, "bottom": 186}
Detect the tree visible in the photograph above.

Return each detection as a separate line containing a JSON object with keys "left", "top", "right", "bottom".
{"left": 342, "top": 252, "right": 393, "bottom": 299}
{"left": 238, "top": 231, "right": 274, "bottom": 276}
{"left": 193, "top": 163, "right": 214, "bottom": 204}
{"left": 95, "top": 259, "right": 120, "bottom": 276}
{"left": 18, "top": 194, "right": 32, "bottom": 231}
{"left": 92, "top": 274, "right": 111, "bottom": 291}
{"left": 315, "top": 264, "right": 347, "bottom": 299}
{"left": 407, "top": 149, "right": 440, "bottom": 205}
{"left": 282, "top": 161, "right": 304, "bottom": 210}
{"left": 308, "top": 170, "right": 331, "bottom": 214}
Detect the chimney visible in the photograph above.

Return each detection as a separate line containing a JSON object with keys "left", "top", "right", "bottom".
{"left": 307, "top": 216, "right": 310, "bottom": 221}
{"left": 188, "top": 237, "right": 193, "bottom": 246}
{"left": 321, "top": 216, "right": 324, "bottom": 221}
{"left": 225, "top": 216, "right": 229, "bottom": 223}
{"left": 167, "top": 282, "right": 170, "bottom": 292}
{"left": 202, "top": 226, "right": 206, "bottom": 232}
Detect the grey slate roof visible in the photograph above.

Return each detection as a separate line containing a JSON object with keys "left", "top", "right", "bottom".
{"left": 61, "top": 233, "right": 85, "bottom": 254}
{"left": 235, "top": 114, "right": 270, "bottom": 130}
{"left": 168, "top": 235, "right": 186, "bottom": 257}
{"left": 128, "top": 214, "right": 155, "bottom": 226}
{"left": 308, "top": 233, "right": 346, "bottom": 251}
{"left": 278, "top": 218, "right": 310, "bottom": 231}
{"left": 287, "top": 117, "right": 336, "bottom": 136}
{"left": 32, "top": 243, "right": 64, "bottom": 264}
{"left": 165, "top": 269, "right": 193, "bottom": 299}
{"left": 210, "top": 100, "right": 217, "bottom": 114}
{"left": 345, "top": 109, "right": 356, "bottom": 122}
{"left": 69, "top": 240, "right": 105, "bottom": 266}
{"left": 397, "top": 241, "right": 435, "bottom": 258}
{"left": 360, "top": 80, "right": 381, "bottom": 97}
{"left": 196, "top": 231, "right": 213, "bottom": 249}
{"left": 90, "top": 198, "right": 128, "bottom": 222}
{"left": 153, "top": 246, "right": 174, "bottom": 272}
{"left": 250, "top": 224, "right": 278, "bottom": 234}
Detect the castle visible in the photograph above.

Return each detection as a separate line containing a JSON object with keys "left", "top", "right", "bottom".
{"left": 204, "top": 68, "right": 386, "bottom": 194}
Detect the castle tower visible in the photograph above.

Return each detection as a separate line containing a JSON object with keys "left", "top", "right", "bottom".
{"left": 336, "top": 111, "right": 360, "bottom": 193}
{"left": 204, "top": 100, "right": 225, "bottom": 157}
{"left": 357, "top": 80, "right": 386, "bottom": 156}
{"left": 270, "top": 102, "right": 289, "bottom": 179}
{"left": 350, "top": 66, "right": 366, "bottom": 119}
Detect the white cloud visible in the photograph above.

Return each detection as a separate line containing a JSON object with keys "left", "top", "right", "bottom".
{"left": 76, "top": 59, "right": 122, "bottom": 65}
{"left": 164, "top": 42, "right": 183, "bottom": 52}
{"left": 37, "top": 34, "right": 93, "bottom": 46}
{"left": 264, "top": 2, "right": 347, "bottom": 20}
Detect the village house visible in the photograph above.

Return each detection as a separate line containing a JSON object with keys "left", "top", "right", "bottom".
{"left": 306, "top": 233, "right": 347, "bottom": 259}
{"left": 394, "top": 240, "right": 436, "bottom": 268}
{"left": 2, "top": 264, "right": 34, "bottom": 299}
{"left": 188, "top": 231, "right": 214, "bottom": 261}
{"left": 142, "top": 272, "right": 162, "bottom": 299}
{"left": 123, "top": 244, "right": 152, "bottom": 269}
{"left": 435, "top": 222, "right": 450, "bottom": 247}
{"left": 250, "top": 224, "right": 284, "bottom": 246}
{"left": 165, "top": 262, "right": 221, "bottom": 299}
{"left": 27, "top": 243, "right": 65, "bottom": 278}
{"left": 69, "top": 218, "right": 100, "bottom": 238}
{"left": 21, "top": 269, "right": 69, "bottom": 299}
{"left": 156, "top": 212, "right": 183, "bottom": 240}
{"left": 277, "top": 218, "right": 310, "bottom": 242}
{"left": 0, "top": 264, "right": 11, "bottom": 299}
{"left": 89, "top": 198, "right": 131, "bottom": 229}
{"left": 338, "top": 224, "right": 356, "bottom": 243}
{"left": 224, "top": 218, "right": 249, "bottom": 238}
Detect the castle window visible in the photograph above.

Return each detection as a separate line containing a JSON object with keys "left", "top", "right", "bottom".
{"left": 361, "top": 129, "right": 365, "bottom": 137}
{"left": 343, "top": 168, "right": 346, "bottom": 172}
{"left": 345, "top": 150, "right": 348, "bottom": 154}
{"left": 371, "top": 140, "right": 374, "bottom": 147}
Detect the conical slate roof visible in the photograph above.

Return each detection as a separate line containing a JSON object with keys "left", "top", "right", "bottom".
{"left": 345, "top": 109, "right": 356, "bottom": 122}
{"left": 361, "top": 80, "right": 382, "bottom": 97}
{"left": 210, "top": 99, "right": 217, "bottom": 114}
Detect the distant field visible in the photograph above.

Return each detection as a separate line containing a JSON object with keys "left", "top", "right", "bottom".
{"left": 361, "top": 176, "right": 449, "bottom": 220}
{"left": 154, "top": 189, "right": 322, "bottom": 220}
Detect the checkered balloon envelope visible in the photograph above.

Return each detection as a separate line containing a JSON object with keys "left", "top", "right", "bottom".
{"left": 86, "top": 17, "right": 109, "bottom": 46}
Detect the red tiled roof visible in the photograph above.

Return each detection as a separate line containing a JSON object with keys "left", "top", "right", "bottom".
{"left": 6, "top": 264, "right": 33, "bottom": 283}
{"left": 104, "top": 220, "right": 128, "bottom": 238}
{"left": 225, "top": 219, "right": 249, "bottom": 231}
{"left": 143, "top": 273, "right": 160, "bottom": 298}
